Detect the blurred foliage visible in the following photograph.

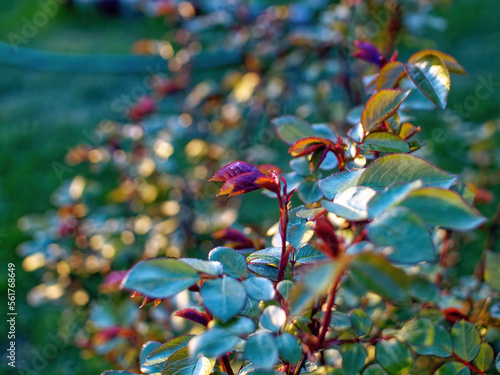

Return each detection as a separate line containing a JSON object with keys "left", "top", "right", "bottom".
{"left": 1, "top": 0, "right": 500, "bottom": 374}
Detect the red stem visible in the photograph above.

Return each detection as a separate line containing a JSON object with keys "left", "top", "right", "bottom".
{"left": 277, "top": 180, "right": 290, "bottom": 284}
{"left": 220, "top": 355, "right": 234, "bottom": 375}
{"left": 450, "top": 353, "right": 483, "bottom": 374}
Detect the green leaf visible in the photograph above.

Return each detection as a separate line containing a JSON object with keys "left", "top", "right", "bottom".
{"left": 342, "top": 343, "right": 367, "bottom": 375}
{"left": 179, "top": 258, "right": 223, "bottom": 276}
{"left": 358, "top": 154, "right": 457, "bottom": 190}
{"left": 276, "top": 333, "right": 302, "bottom": 364}
{"left": 289, "top": 261, "right": 342, "bottom": 314}
{"left": 362, "top": 364, "right": 388, "bottom": 375}
{"left": 473, "top": 343, "right": 494, "bottom": 372}
{"left": 122, "top": 258, "right": 200, "bottom": 299}
{"left": 361, "top": 89, "right": 411, "bottom": 131}
{"left": 484, "top": 250, "right": 500, "bottom": 292}
{"left": 367, "top": 181, "right": 423, "bottom": 219}
{"left": 321, "top": 187, "right": 376, "bottom": 221}
{"left": 348, "top": 122, "right": 365, "bottom": 143}
{"left": 295, "top": 245, "right": 327, "bottom": 265}
{"left": 495, "top": 352, "right": 500, "bottom": 372}
{"left": 242, "top": 277, "right": 276, "bottom": 301}
{"left": 272, "top": 115, "right": 316, "bottom": 145}
{"left": 277, "top": 280, "right": 294, "bottom": 300}
{"left": 450, "top": 320, "right": 481, "bottom": 362}
{"left": 101, "top": 372, "right": 139, "bottom": 375}
{"left": 349, "top": 253, "right": 408, "bottom": 302}
{"left": 319, "top": 170, "right": 365, "bottom": 200}
{"left": 288, "top": 221, "right": 315, "bottom": 250}
{"left": 408, "top": 50, "right": 466, "bottom": 75}
{"left": 162, "top": 347, "right": 215, "bottom": 375}
{"left": 361, "top": 132, "right": 410, "bottom": 153}
{"left": 351, "top": 309, "right": 372, "bottom": 337}
{"left": 259, "top": 306, "right": 287, "bottom": 333}
{"left": 376, "top": 61, "right": 405, "bottom": 90}
{"left": 188, "top": 329, "right": 240, "bottom": 358}
{"left": 244, "top": 331, "right": 279, "bottom": 369}
{"left": 211, "top": 316, "right": 256, "bottom": 336}
{"left": 367, "top": 207, "right": 435, "bottom": 264}
{"left": 375, "top": 339, "right": 413, "bottom": 375}
{"left": 399, "top": 188, "right": 486, "bottom": 231}
{"left": 201, "top": 277, "right": 247, "bottom": 323}
{"left": 413, "top": 324, "right": 452, "bottom": 358}
{"left": 140, "top": 341, "right": 163, "bottom": 374}
{"left": 434, "top": 362, "right": 470, "bottom": 375}
{"left": 395, "top": 318, "right": 434, "bottom": 349}
{"left": 208, "top": 247, "right": 248, "bottom": 279}
{"left": 408, "top": 275, "right": 439, "bottom": 304}
{"left": 298, "top": 179, "right": 322, "bottom": 204}
{"left": 330, "top": 311, "right": 352, "bottom": 331}
{"left": 145, "top": 335, "right": 193, "bottom": 366}
{"left": 405, "top": 54, "right": 450, "bottom": 109}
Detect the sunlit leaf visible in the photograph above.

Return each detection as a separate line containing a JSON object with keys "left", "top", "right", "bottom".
{"left": 208, "top": 247, "right": 248, "bottom": 279}
{"left": 361, "top": 89, "right": 411, "bottom": 131}
{"left": 145, "top": 335, "right": 193, "bottom": 366}
{"left": 360, "top": 132, "right": 410, "bottom": 153}
{"left": 162, "top": 347, "right": 215, "bottom": 375}
{"left": 259, "top": 306, "right": 287, "bottom": 333}
{"left": 242, "top": 277, "right": 276, "bottom": 301}
{"left": 276, "top": 333, "right": 302, "bottom": 364}
{"left": 201, "top": 277, "right": 247, "bottom": 323}
{"left": 351, "top": 309, "right": 372, "bottom": 337}
{"left": 485, "top": 250, "right": 500, "bottom": 292}
{"left": 473, "top": 343, "right": 494, "bottom": 372}
{"left": 434, "top": 362, "right": 470, "bottom": 375}
{"left": 319, "top": 170, "right": 364, "bottom": 200}
{"left": 321, "top": 186, "right": 376, "bottom": 221}
{"left": 408, "top": 50, "right": 466, "bottom": 75}
{"left": 376, "top": 62, "right": 405, "bottom": 90}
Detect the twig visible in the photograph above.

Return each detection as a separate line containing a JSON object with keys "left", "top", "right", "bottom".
{"left": 220, "top": 355, "right": 234, "bottom": 375}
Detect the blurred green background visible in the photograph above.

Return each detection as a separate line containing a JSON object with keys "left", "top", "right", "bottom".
{"left": 1, "top": 0, "right": 499, "bottom": 374}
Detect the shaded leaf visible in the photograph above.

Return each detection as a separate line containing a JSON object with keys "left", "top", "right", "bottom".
{"left": 434, "top": 362, "right": 470, "bottom": 375}
{"left": 360, "top": 132, "right": 410, "bottom": 154}
{"left": 189, "top": 329, "right": 240, "bottom": 358}
{"left": 342, "top": 343, "right": 367, "bottom": 375}
{"left": 210, "top": 161, "right": 261, "bottom": 182}
{"left": 201, "top": 277, "right": 247, "bottom": 323}
{"left": 244, "top": 331, "right": 279, "bottom": 369}
{"left": 473, "top": 343, "right": 494, "bottom": 372}
{"left": 485, "top": 250, "right": 500, "bottom": 292}
{"left": 319, "top": 170, "right": 364, "bottom": 200}
{"left": 375, "top": 339, "right": 413, "bottom": 375}
{"left": 450, "top": 320, "right": 481, "bottom": 362}
{"left": 376, "top": 62, "right": 405, "bottom": 90}
{"left": 276, "top": 333, "right": 302, "bottom": 364}
{"left": 351, "top": 309, "right": 373, "bottom": 337}
{"left": 321, "top": 186, "right": 376, "bottom": 221}
{"left": 362, "top": 364, "right": 388, "bottom": 375}
{"left": 367, "top": 181, "right": 423, "bottom": 219}
{"left": 162, "top": 347, "right": 215, "bottom": 375}
{"left": 272, "top": 115, "right": 316, "bottom": 145}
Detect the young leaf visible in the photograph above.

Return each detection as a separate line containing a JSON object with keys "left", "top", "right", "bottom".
{"left": 342, "top": 343, "right": 368, "bottom": 375}
{"left": 484, "top": 250, "right": 500, "bottom": 292}
{"left": 259, "top": 306, "right": 287, "bottom": 333}
{"left": 398, "top": 187, "right": 486, "bottom": 231}
{"left": 200, "top": 277, "right": 247, "bottom": 323}
{"left": 360, "top": 132, "right": 410, "bottom": 154}
{"left": 162, "top": 347, "right": 215, "bottom": 375}
{"left": 375, "top": 339, "right": 413, "bottom": 375}
{"left": 367, "top": 206, "right": 436, "bottom": 263}
{"left": 450, "top": 320, "right": 481, "bottom": 362}
{"left": 358, "top": 154, "right": 457, "bottom": 189}
{"left": 376, "top": 61, "right": 405, "bottom": 90}
{"left": 349, "top": 253, "right": 408, "bottom": 302}
{"left": 408, "top": 50, "right": 466, "bottom": 75}
{"left": 319, "top": 170, "right": 365, "bottom": 200}
{"left": 244, "top": 331, "right": 279, "bottom": 369}
{"left": 434, "top": 362, "right": 470, "bottom": 375}
{"left": 405, "top": 54, "right": 450, "bottom": 109}
{"left": 145, "top": 335, "right": 193, "bottom": 366}
{"left": 272, "top": 115, "right": 316, "bottom": 145}
{"left": 361, "top": 89, "right": 411, "bottom": 131}
{"left": 210, "top": 161, "right": 261, "bottom": 182}
{"left": 208, "top": 246, "right": 248, "bottom": 279}
{"left": 242, "top": 277, "right": 276, "bottom": 301}
{"left": 289, "top": 137, "right": 334, "bottom": 157}
{"left": 121, "top": 258, "right": 200, "bottom": 299}
{"left": 276, "top": 333, "right": 302, "bottom": 364}
{"left": 473, "top": 343, "right": 494, "bottom": 372}
{"left": 351, "top": 309, "right": 373, "bottom": 337}
{"left": 352, "top": 41, "right": 385, "bottom": 67}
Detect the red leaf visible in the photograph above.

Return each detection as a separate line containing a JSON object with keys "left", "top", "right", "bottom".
{"left": 212, "top": 228, "right": 255, "bottom": 249}
{"left": 99, "top": 270, "right": 128, "bottom": 293}
{"left": 129, "top": 96, "right": 156, "bottom": 121}
{"left": 315, "top": 217, "right": 342, "bottom": 259}
{"left": 352, "top": 41, "right": 386, "bottom": 67}
{"left": 175, "top": 308, "right": 209, "bottom": 327}
{"left": 217, "top": 172, "right": 264, "bottom": 197}
{"left": 289, "top": 137, "right": 334, "bottom": 157}
{"left": 210, "top": 161, "right": 261, "bottom": 182}
{"left": 257, "top": 163, "right": 283, "bottom": 175}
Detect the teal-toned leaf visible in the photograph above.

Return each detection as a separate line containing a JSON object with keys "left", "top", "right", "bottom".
{"left": 277, "top": 280, "right": 294, "bottom": 300}
{"left": 367, "top": 181, "right": 423, "bottom": 219}
{"left": 358, "top": 154, "right": 457, "bottom": 190}
{"left": 396, "top": 318, "right": 434, "bottom": 349}
{"left": 405, "top": 54, "right": 450, "bottom": 109}
{"left": 348, "top": 123, "right": 365, "bottom": 143}
{"left": 208, "top": 247, "right": 248, "bottom": 279}
{"left": 330, "top": 311, "right": 352, "bottom": 332}
{"left": 413, "top": 324, "right": 452, "bottom": 358}
{"left": 319, "top": 170, "right": 365, "bottom": 200}
{"left": 291, "top": 157, "right": 312, "bottom": 176}
{"left": 179, "top": 259, "right": 223, "bottom": 276}
{"left": 473, "top": 343, "right": 494, "bottom": 372}
{"left": 244, "top": 331, "right": 279, "bottom": 369}
{"left": 485, "top": 250, "right": 500, "bottom": 292}
{"left": 272, "top": 115, "right": 316, "bottom": 145}
{"left": 349, "top": 253, "right": 408, "bottom": 302}
{"left": 342, "top": 343, "right": 367, "bottom": 375}
{"left": 347, "top": 105, "right": 364, "bottom": 125}
{"left": 121, "top": 258, "right": 200, "bottom": 299}
{"left": 351, "top": 309, "right": 372, "bottom": 337}
{"left": 376, "top": 61, "right": 405, "bottom": 90}
{"left": 201, "top": 277, "right": 247, "bottom": 323}
{"left": 295, "top": 245, "right": 327, "bottom": 264}
{"left": 298, "top": 179, "right": 322, "bottom": 204}
{"left": 408, "top": 275, "right": 439, "bottom": 304}
{"left": 321, "top": 186, "right": 376, "bottom": 221}
{"left": 375, "top": 339, "right": 413, "bottom": 375}
{"left": 362, "top": 364, "right": 388, "bottom": 375}
{"left": 259, "top": 306, "right": 287, "bottom": 333}
{"left": 189, "top": 329, "right": 240, "bottom": 358}
{"left": 289, "top": 262, "right": 341, "bottom": 314}
{"left": 276, "top": 333, "right": 302, "bottom": 364}
{"left": 162, "top": 347, "right": 215, "bottom": 375}
{"left": 288, "top": 221, "right": 315, "bottom": 250}
{"left": 145, "top": 335, "right": 193, "bottom": 366}
{"left": 367, "top": 207, "right": 435, "bottom": 264}
{"left": 361, "top": 132, "right": 410, "bottom": 153}
{"left": 312, "top": 123, "right": 337, "bottom": 139}
{"left": 140, "top": 341, "right": 163, "bottom": 374}
{"left": 434, "top": 362, "right": 470, "bottom": 375}
{"left": 361, "top": 89, "right": 411, "bottom": 131}
{"left": 450, "top": 320, "right": 481, "bottom": 362}
{"left": 101, "top": 372, "right": 139, "bottom": 375}
{"left": 239, "top": 363, "right": 280, "bottom": 375}
{"left": 211, "top": 316, "right": 256, "bottom": 336}
{"left": 495, "top": 352, "right": 500, "bottom": 372}
{"left": 242, "top": 277, "right": 276, "bottom": 301}
{"left": 399, "top": 188, "right": 486, "bottom": 231}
